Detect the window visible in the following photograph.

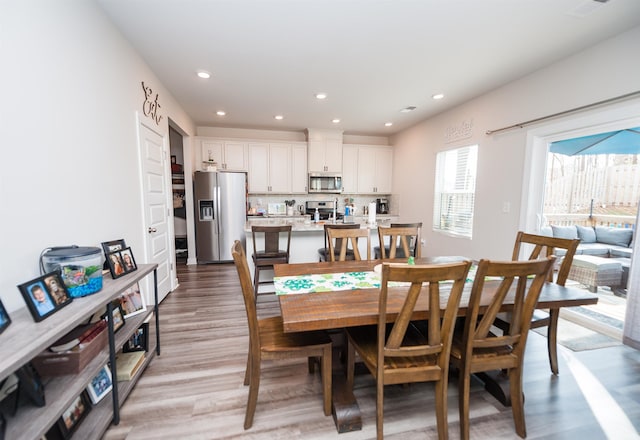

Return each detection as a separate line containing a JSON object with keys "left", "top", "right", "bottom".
{"left": 433, "top": 144, "right": 478, "bottom": 238}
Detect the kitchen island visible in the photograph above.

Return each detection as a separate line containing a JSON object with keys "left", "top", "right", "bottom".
{"left": 244, "top": 215, "right": 400, "bottom": 286}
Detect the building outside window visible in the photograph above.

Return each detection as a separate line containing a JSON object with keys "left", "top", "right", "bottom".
{"left": 432, "top": 144, "right": 478, "bottom": 238}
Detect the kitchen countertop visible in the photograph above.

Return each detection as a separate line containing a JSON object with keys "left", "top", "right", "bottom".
{"left": 245, "top": 215, "right": 399, "bottom": 232}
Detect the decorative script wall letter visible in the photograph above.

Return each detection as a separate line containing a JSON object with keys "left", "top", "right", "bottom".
{"left": 141, "top": 81, "right": 163, "bottom": 125}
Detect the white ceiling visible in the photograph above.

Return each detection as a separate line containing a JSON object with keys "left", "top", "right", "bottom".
{"left": 97, "top": 0, "right": 640, "bottom": 137}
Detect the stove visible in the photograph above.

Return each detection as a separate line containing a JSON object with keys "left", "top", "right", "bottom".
{"left": 306, "top": 200, "right": 344, "bottom": 221}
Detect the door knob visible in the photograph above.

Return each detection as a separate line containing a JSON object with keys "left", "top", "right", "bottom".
{"left": 148, "top": 227, "right": 157, "bottom": 233}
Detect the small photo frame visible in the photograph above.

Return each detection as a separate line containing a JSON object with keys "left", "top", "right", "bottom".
{"left": 123, "top": 323, "right": 149, "bottom": 353}
{"left": 120, "top": 247, "right": 137, "bottom": 273}
{"left": 103, "top": 302, "right": 125, "bottom": 333}
{"left": 101, "top": 239, "right": 126, "bottom": 256}
{"left": 106, "top": 251, "right": 126, "bottom": 279}
{"left": 86, "top": 365, "right": 112, "bottom": 405}
{"left": 57, "top": 391, "right": 91, "bottom": 439}
{"left": 118, "top": 283, "right": 146, "bottom": 319}
{"left": 15, "top": 362, "right": 45, "bottom": 407}
{"left": 18, "top": 271, "right": 72, "bottom": 322}
{"left": 0, "top": 299, "right": 11, "bottom": 334}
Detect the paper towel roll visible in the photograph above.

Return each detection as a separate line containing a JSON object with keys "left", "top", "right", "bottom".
{"left": 368, "top": 202, "right": 377, "bottom": 225}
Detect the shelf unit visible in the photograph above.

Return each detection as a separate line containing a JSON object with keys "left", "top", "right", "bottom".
{"left": 0, "top": 264, "right": 159, "bottom": 440}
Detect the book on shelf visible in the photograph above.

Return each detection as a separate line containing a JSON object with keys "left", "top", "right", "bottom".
{"left": 115, "top": 351, "right": 146, "bottom": 381}
{"left": 49, "top": 320, "right": 107, "bottom": 353}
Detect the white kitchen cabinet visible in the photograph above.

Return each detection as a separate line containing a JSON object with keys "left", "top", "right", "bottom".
{"left": 308, "top": 139, "right": 342, "bottom": 172}
{"left": 356, "top": 145, "right": 393, "bottom": 194}
{"left": 341, "top": 144, "right": 358, "bottom": 194}
{"left": 199, "top": 138, "right": 248, "bottom": 171}
{"left": 248, "top": 142, "right": 291, "bottom": 193}
{"left": 291, "top": 143, "right": 308, "bottom": 193}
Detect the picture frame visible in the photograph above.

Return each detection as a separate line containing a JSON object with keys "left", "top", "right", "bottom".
{"left": 57, "top": 391, "right": 91, "bottom": 439}
{"left": 106, "top": 251, "right": 127, "bottom": 279}
{"left": 103, "top": 302, "right": 125, "bottom": 333}
{"left": 18, "top": 271, "right": 72, "bottom": 322}
{"left": 123, "top": 323, "right": 149, "bottom": 353}
{"left": 120, "top": 247, "right": 137, "bottom": 273}
{"left": 0, "top": 298, "right": 11, "bottom": 334}
{"left": 101, "top": 239, "right": 126, "bottom": 256}
{"left": 86, "top": 365, "right": 112, "bottom": 405}
{"left": 118, "top": 282, "right": 146, "bottom": 319}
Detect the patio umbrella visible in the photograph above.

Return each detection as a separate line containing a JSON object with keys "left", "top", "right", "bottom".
{"left": 549, "top": 126, "right": 640, "bottom": 156}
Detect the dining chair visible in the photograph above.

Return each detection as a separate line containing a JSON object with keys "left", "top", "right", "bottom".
{"left": 375, "top": 223, "right": 422, "bottom": 259}
{"left": 450, "top": 256, "right": 555, "bottom": 440}
{"left": 231, "top": 240, "right": 332, "bottom": 429}
{"left": 346, "top": 260, "right": 472, "bottom": 440}
{"left": 327, "top": 227, "right": 371, "bottom": 261}
{"left": 251, "top": 225, "right": 292, "bottom": 302}
{"left": 493, "top": 231, "right": 579, "bottom": 375}
{"left": 317, "top": 223, "right": 361, "bottom": 262}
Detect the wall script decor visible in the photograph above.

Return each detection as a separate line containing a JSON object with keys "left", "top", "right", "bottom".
{"left": 141, "top": 81, "right": 163, "bottom": 125}
{"left": 444, "top": 118, "right": 473, "bottom": 143}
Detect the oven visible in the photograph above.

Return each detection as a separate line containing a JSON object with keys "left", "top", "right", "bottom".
{"left": 305, "top": 200, "right": 344, "bottom": 221}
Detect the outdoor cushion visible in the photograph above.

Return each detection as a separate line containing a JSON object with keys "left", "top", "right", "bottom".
{"left": 595, "top": 226, "right": 633, "bottom": 247}
{"left": 576, "top": 226, "right": 597, "bottom": 243}
{"left": 609, "top": 246, "right": 632, "bottom": 258}
{"left": 551, "top": 225, "right": 578, "bottom": 240}
{"left": 576, "top": 243, "right": 610, "bottom": 256}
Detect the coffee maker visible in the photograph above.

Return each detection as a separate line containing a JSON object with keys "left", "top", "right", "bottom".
{"left": 376, "top": 198, "right": 389, "bottom": 214}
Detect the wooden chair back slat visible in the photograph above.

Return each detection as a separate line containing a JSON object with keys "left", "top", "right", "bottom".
{"left": 327, "top": 228, "right": 371, "bottom": 261}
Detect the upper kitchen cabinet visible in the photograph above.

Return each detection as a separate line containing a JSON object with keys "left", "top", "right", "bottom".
{"left": 354, "top": 145, "right": 393, "bottom": 194}
{"left": 341, "top": 144, "right": 358, "bottom": 194}
{"left": 291, "top": 143, "right": 308, "bottom": 193}
{"left": 198, "top": 138, "right": 248, "bottom": 171}
{"left": 306, "top": 129, "right": 343, "bottom": 173}
{"left": 248, "top": 142, "right": 307, "bottom": 194}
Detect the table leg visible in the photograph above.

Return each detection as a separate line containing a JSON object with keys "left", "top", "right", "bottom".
{"left": 475, "top": 370, "right": 513, "bottom": 406}
{"left": 331, "top": 371, "right": 362, "bottom": 432}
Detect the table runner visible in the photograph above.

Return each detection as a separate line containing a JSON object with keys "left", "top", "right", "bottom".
{"left": 275, "top": 264, "right": 481, "bottom": 295}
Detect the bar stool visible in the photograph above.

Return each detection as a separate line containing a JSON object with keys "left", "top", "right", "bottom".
{"left": 375, "top": 222, "right": 422, "bottom": 259}
{"left": 317, "top": 223, "right": 361, "bottom": 262}
{"left": 251, "top": 225, "right": 292, "bottom": 302}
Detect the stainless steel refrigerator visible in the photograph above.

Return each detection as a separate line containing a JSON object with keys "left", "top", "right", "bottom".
{"left": 193, "top": 171, "right": 247, "bottom": 262}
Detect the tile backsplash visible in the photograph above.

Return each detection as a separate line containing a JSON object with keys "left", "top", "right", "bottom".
{"left": 248, "top": 194, "right": 394, "bottom": 215}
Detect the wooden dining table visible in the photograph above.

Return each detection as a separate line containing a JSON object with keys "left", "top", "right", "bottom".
{"left": 273, "top": 257, "right": 599, "bottom": 433}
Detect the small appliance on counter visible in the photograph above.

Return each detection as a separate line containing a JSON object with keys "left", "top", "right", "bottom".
{"left": 306, "top": 200, "right": 343, "bottom": 221}
{"left": 376, "top": 198, "right": 389, "bottom": 214}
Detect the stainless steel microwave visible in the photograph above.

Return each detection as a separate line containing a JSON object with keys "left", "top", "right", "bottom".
{"left": 308, "top": 173, "right": 343, "bottom": 194}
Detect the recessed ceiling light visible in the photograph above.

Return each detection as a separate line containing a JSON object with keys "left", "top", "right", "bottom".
{"left": 197, "top": 71, "right": 211, "bottom": 79}
{"left": 400, "top": 106, "right": 416, "bottom": 113}
{"left": 432, "top": 93, "right": 444, "bottom": 100}
{"left": 332, "top": 118, "right": 340, "bottom": 124}
{"left": 315, "top": 93, "right": 327, "bottom": 100}
{"left": 274, "top": 115, "right": 284, "bottom": 120}
{"left": 385, "top": 122, "right": 393, "bottom": 127}
{"left": 216, "top": 111, "right": 226, "bottom": 116}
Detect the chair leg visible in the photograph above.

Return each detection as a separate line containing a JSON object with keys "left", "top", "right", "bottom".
{"left": 435, "top": 378, "right": 449, "bottom": 440}
{"left": 509, "top": 367, "right": 526, "bottom": 438}
{"left": 322, "top": 345, "right": 332, "bottom": 416}
{"left": 547, "top": 308, "right": 560, "bottom": 375}
{"left": 458, "top": 368, "right": 471, "bottom": 440}
{"left": 243, "top": 348, "right": 251, "bottom": 386}
{"left": 244, "top": 354, "right": 261, "bottom": 430}
{"left": 253, "top": 266, "right": 260, "bottom": 302}
{"left": 376, "top": 378, "right": 384, "bottom": 440}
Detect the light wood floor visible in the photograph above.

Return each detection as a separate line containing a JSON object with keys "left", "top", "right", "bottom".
{"left": 103, "top": 263, "right": 640, "bottom": 439}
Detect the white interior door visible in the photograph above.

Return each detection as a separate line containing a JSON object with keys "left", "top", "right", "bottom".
{"left": 138, "top": 119, "right": 175, "bottom": 303}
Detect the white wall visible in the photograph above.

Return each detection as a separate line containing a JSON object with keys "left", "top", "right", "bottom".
{"left": 391, "top": 26, "right": 640, "bottom": 261}
{"left": 0, "top": 1, "right": 195, "bottom": 312}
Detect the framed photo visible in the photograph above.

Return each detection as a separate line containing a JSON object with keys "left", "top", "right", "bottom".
{"left": 86, "top": 365, "right": 112, "bottom": 405}
{"left": 123, "top": 323, "right": 149, "bottom": 353}
{"left": 57, "top": 391, "right": 91, "bottom": 439}
{"left": 101, "top": 239, "right": 126, "bottom": 256}
{"left": 120, "top": 247, "right": 137, "bottom": 273}
{"left": 106, "top": 251, "right": 126, "bottom": 279}
{"left": 118, "top": 283, "right": 146, "bottom": 319}
{"left": 103, "top": 302, "right": 125, "bottom": 333}
{"left": 18, "top": 271, "right": 72, "bottom": 322}
{"left": 0, "top": 298, "right": 11, "bottom": 334}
